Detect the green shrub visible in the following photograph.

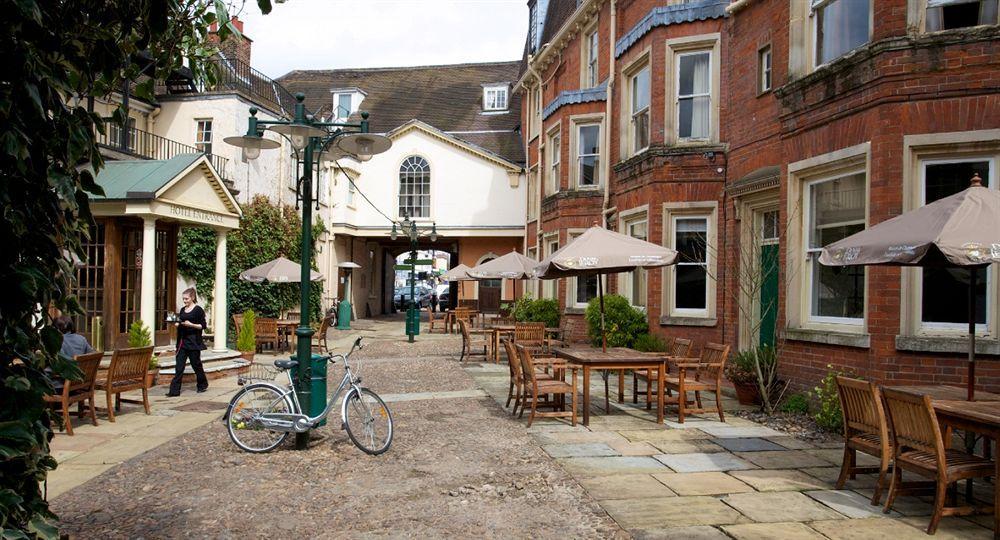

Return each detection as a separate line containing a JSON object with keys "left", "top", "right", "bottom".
{"left": 780, "top": 393, "right": 810, "bottom": 414}
{"left": 633, "top": 333, "right": 668, "bottom": 353}
{"left": 127, "top": 320, "right": 152, "bottom": 348}
{"left": 725, "top": 348, "right": 758, "bottom": 385}
{"left": 810, "top": 365, "right": 847, "bottom": 432}
{"left": 236, "top": 310, "right": 256, "bottom": 352}
{"left": 511, "top": 295, "right": 561, "bottom": 328}
{"left": 584, "top": 294, "right": 647, "bottom": 348}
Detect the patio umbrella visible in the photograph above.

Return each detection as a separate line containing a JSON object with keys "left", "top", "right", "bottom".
{"left": 441, "top": 263, "right": 475, "bottom": 304}
{"left": 239, "top": 256, "right": 323, "bottom": 283}
{"left": 820, "top": 174, "right": 1000, "bottom": 400}
{"left": 533, "top": 225, "right": 678, "bottom": 351}
{"left": 467, "top": 250, "right": 538, "bottom": 303}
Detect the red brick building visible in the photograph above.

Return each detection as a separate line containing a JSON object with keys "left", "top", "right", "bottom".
{"left": 520, "top": 0, "right": 1000, "bottom": 391}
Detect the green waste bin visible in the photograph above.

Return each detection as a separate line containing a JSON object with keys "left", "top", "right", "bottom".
{"left": 406, "top": 307, "right": 421, "bottom": 337}
{"left": 291, "top": 353, "right": 328, "bottom": 426}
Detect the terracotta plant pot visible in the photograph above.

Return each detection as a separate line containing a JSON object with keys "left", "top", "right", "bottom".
{"left": 733, "top": 381, "right": 761, "bottom": 405}
{"left": 239, "top": 351, "right": 255, "bottom": 362}
{"left": 146, "top": 369, "right": 159, "bottom": 388}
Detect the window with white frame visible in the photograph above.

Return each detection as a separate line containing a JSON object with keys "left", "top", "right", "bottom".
{"left": 927, "top": 0, "right": 998, "bottom": 31}
{"left": 195, "top": 119, "right": 213, "bottom": 154}
{"left": 527, "top": 167, "right": 538, "bottom": 220}
{"left": 484, "top": 85, "right": 509, "bottom": 111}
{"left": 586, "top": 30, "right": 600, "bottom": 88}
{"left": 805, "top": 172, "right": 867, "bottom": 323}
{"left": 759, "top": 46, "right": 772, "bottom": 93}
{"left": 677, "top": 51, "right": 712, "bottom": 140}
{"left": 577, "top": 123, "right": 601, "bottom": 187}
{"left": 398, "top": 156, "right": 431, "bottom": 218}
{"left": 813, "top": 0, "right": 871, "bottom": 66}
{"left": 543, "top": 237, "right": 559, "bottom": 300}
{"left": 548, "top": 130, "right": 561, "bottom": 195}
{"left": 527, "top": 247, "right": 539, "bottom": 296}
{"left": 629, "top": 65, "right": 650, "bottom": 154}
{"left": 346, "top": 172, "right": 357, "bottom": 208}
{"left": 672, "top": 217, "right": 709, "bottom": 314}
{"left": 622, "top": 217, "right": 648, "bottom": 307}
{"left": 334, "top": 93, "right": 353, "bottom": 119}
{"left": 570, "top": 232, "right": 599, "bottom": 307}
{"left": 919, "top": 158, "right": 993, "bottom": 329}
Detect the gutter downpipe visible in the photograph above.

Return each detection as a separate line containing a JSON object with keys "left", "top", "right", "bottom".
{"left": 601, "top": 0, "right": 617, "bottom": 228}
{"left": 523, "top": 51, "right": 546, "bottom": 254}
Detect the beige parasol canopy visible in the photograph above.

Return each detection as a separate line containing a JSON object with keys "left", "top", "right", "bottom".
{"left": 820, "top": 176, "right": 1000, "bottom": 400}
{"left": 441, "top": 263, "right": 475, "bottom": 281}
{"left": 534, "top": 225, "right": 678, "bottom": 351}
{"left": 467, "top": 251, "right": 539, "bottom": 280}
{"left": 239, "top": 256, "right": 323, "bottom": 283}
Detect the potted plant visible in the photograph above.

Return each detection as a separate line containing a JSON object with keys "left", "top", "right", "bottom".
{"left": 725, "top": 348, "right": 761, "bottom": 405}
{"left": 236, "top": 310, "right": 256, "bottom": 362}
{"left": 127, "top": 320, "right": 157, "bottom": 388}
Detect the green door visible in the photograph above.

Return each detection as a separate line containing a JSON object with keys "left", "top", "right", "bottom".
{"left": 759, "top": 243, "right": 779, "bottom": 347}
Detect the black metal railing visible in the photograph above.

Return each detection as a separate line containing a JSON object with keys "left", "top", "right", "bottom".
{"left": 204, "top": 57, "right": 297, "bottom": 117}
{"left": 97, "top": 120, "right": 229, "bottom": 180}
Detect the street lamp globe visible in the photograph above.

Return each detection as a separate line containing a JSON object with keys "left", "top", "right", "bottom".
{"left": 270, "top": 123, "right": 328, "bottom": 150}
{"left": 337, "top": 133, "right": 392, "bottom": 162}
{"left": 390, "top": 223, "right": 398, "bottom": 241}
{"left": 222, "top": 134, "right": 280, "bottom": 160}
{"left": 243, "top": 145, "right": 261, "bottom": 160}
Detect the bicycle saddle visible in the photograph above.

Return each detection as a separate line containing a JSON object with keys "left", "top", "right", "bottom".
{"left": 273, "top": 359, "right": 298, "bottom": 370}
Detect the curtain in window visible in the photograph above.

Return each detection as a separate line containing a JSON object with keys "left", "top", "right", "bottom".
{"left": 816, "top": 0, "right": 871, "bottom": 65}
{"left": 678, "top": 53, "right": 710, "bottom": 139}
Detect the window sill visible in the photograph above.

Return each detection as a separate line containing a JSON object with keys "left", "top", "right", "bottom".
{"left": 564, "top": 307, "right": 587, "bottom": 315}
{"left": 895, "top": 335, "right": 1000, "bottom": 356}
{"left": 660, "top": 316, "right": 717, "bottom": 327}
{"left": 783, "top": 327, "right": 870, "bottom": 349}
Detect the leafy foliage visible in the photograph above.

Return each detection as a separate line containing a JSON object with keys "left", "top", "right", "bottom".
{"left": 511, "top": 295, "right": 560, "bottom": 328}
{"left": 584, "top": 294, "right": 647, "bottom": 348}
{"left": 177, "top": 227, "right": 218, "bottom": 306}
{"left": 127, "top": 321, "right": 152, "bottom": 348}
{"left": 236, "top": 310, "right": 256, "bottom": 352}
{"left": 726, "top": 345, "right": 786, "bottom": 413}
{"left": 810, "top": 365, "right": 849, "bottom": 432}
{"left": 780, "top": 393, "right": 810, "bottom": 414}
{"left": 632, "top": 333, "right": 669, "bottom": 353}
{"left": 724, "top": 349, "right": 758, "bottom": 385}
{"left": 0, "top": 1, "right": 273, "bottom": 536}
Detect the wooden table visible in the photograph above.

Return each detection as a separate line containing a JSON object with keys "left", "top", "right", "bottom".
{"left": 489, "top": 325, "right": 564, "bottom": 363}
{"left": 276, "top": 319, "right": 297, "bottom": 351}
{"left": 553, "top": 346, "right": 667, "bottom": 426}
{"left": 887, "top": 385, "right": 1000, "bottom": 402}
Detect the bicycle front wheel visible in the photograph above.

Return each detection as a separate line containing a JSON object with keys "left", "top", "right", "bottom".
{"left": 343, "top": 388, "right": 393, "bottom": 455}
{"left": 226, "top": 384, "right": 293, "bottom": 453}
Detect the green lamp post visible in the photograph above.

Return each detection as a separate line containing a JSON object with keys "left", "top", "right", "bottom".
{"left": 225, "top": 93, "right": 391, "bottom": 449}
{"left": 390, "top": 212, "right": 437, "bottom": 343}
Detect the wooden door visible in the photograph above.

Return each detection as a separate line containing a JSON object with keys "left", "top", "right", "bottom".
{"left": 479, "top": 278, "right": 502, "bottom": 313}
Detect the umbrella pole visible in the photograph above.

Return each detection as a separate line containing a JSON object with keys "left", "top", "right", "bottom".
{"left": 968, "top": 267, "right": 977, "bottom": 401}
{"left": 598, "top": 272, "right": 607, "bottom": 353}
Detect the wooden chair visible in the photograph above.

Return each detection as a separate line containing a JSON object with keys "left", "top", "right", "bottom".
{"left": 502, "top": 338, "right": 563, "bottom": 416}
{"left": 94, "top": 346, "right": 153, "bottom": 422}
{"left": 451, "top": 307, "right": 474, "bottom": 333}
{"left": 515, "top": 344, "right": 576, "bottom": 428}
{"left": 834, "top": 376, "right": 893, "bottom": 505}
{"left": 881, "top": 388, "right": 993, "bottom": 534}
{"left": 457, "top": 319, "right": 491, "bottom": 362}
{"left": 459, "top": 299, "right": 478, "bottom": 310}
{"left": 664, "top": 342, "right": 729, "bottom": 423}
{"left": 44, "top": 352, "right": 103, "bottom": 435}
{"left": 255, "top": 317, "right": 279, "bottom": 352}
{"left": 427, "top": 309, "right": 447, "bottom": 334}
{"left": 311, "top": 315, "right": 333, "bottom": 354}
{"left": 514, "top": 322, "right": 546, "bottom": 350}
{"left": 632, "top": 337, "right": 690, "bottom": 406}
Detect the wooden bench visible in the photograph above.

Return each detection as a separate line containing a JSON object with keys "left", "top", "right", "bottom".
{"left": 94, "top": 346, "right": 153, "bottom": 422}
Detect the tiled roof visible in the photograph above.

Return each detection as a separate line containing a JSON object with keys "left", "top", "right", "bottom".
{"left": 541, "top": 0, "right": 579, "bottom": 46}
{"left": 615, "top": 0, "right": 729, "bottom": 58}
{"left": 542, "top": 83, "right": 607, "bottom": 120}
{"left": 278, "top": 61, "right": 525, "bottom": 164}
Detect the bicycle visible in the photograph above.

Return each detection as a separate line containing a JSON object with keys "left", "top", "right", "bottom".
{"left": 224, "top": 337, "right": 393, "bottom": 455}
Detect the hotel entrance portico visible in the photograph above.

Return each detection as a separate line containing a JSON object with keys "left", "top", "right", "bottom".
{"left": 76, "top": 153, "right": 241, "bottom": 351}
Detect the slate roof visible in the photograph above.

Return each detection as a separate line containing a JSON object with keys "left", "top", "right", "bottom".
{"left": 278, "top": 61, "right": 525, "bottom": 165}
{"left": 91, "top": 154, "right": 203, "bottom": 200}
{"left": 540, "top": 0, "right": 578, "bottom": 46}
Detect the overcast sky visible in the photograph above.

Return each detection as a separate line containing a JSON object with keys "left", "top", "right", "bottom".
{"left": 235, "top": 0, "right": 528, "bottom": 78}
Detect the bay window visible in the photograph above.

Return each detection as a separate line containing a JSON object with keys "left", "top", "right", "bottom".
{"left": 548, "top": 129, "right": 561, "bottom": 195}
{"left": 813, "top": 0, "right": 872, "bottom": 66}
{"left": 629, "top": 66, "right": 650, "bottom": 154}
{"left": 543, "top": 237, "right": 559, "bottom": 300}
{"left": 622, "top": 216, "right": 648, "bottom": 307}
{"left": 926, "top": 0, "right": 998, "bottom": 31}
{"left": 805, "top": 172, "right": 866, "bottom": 323}
{"left": 576, "top": 123, "right": 601, "bottom": 188}
{"left": 673, "top": 217, "right": 709, "bottom": 314}
{"left": 677, "top": 51, "right": 711, "bottom": 141}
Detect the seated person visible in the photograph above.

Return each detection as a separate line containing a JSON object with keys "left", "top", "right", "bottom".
{"left": 49, "top": 316, "right": 96, "bottom": 393}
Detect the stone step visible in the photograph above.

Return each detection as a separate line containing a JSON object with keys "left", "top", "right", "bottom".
{"left": 156, "top": 358, "right": 250, "bottom": 376}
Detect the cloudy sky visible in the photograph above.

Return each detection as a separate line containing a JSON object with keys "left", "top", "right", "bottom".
{"left": 235, "top": 0, "right": 529, "bottom": 78}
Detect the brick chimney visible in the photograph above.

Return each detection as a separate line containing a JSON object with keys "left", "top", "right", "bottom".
{"left": 209, "top": 16, "right": 252, "bottom": 66}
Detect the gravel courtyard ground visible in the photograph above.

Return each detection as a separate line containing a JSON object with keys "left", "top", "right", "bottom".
{"left": 50, "top": 338, "right": 625, "bottom": 539}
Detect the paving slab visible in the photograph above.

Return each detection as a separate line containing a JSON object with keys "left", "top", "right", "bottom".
{"left": 584, "top": 415, "right": 670, "bottom": 431}
{"left": 712, "top": 438, "right": 786, "bottom": 452}
{"left": 804, "top": 447, "right": 879, "bottom": 467}
{"left": 799, "top": 467, "right": 879, "bottom": 491}
{"left": 618, "top": 429, "right": 711, "bottom": 442}
{"left": 730, "top": 469, "right": 833, "bottom": 492}
{"left": 542, "top": 442, "right": 620, "bottom": 458}
{"left": 654, "top": 472, "right": 755, "bottom": 496}
{"left": 576, "top": 474, "right": 675, "bottom": 500}
{"left": 699, "top": 426, "right": 785, "bottom": 438}
{"left": 602, "top": 496, "right": 745, "bottom": 528}
{"left": 765, "top": 436, "right": 817, "bottom": 450}
{"left": 608, "top": 440, "right": 661, "bottom": 456}
{"left": 633, "top": 525, "right": 731, "bottom": 539}
{"left": 557, "top": 456, "right": 669, "bottom": 476}
{"left": 650, "top": 439, "right": 726, "bottom": 454}
{"left": 526, "top": 422, "right": 587, "bottom": 433}
{"left": 900, "top": 516, "right": 994, "bottom": 540}
{"left": 851, "top": 489, "right": 933, "bottom": 516}
{"left": 805, "top": 489, "right": 899, "bottom": 518}
{"left": 809, "top": 517, "right": 929, "bottom": 539}
{"left": 654, "top": 452, "right": 757, "bottom": 473}
{"left": 663, "top": 419, "right": 730, "bottom": 430}
{"left": 736, "top": 450, "right": 832, "bottom": 469}
{"left": 531, "top": 430, "right": 629, "bottom": 445}
{"left": 723, "top": 491, "right": 845, "bottom": 523}
{"left": 722, "top": 521, "right": 826, "bottom": 540}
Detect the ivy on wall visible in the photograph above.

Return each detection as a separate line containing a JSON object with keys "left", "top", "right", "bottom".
{"left": 178, "top": 195, "right": 327, "bottom": 323}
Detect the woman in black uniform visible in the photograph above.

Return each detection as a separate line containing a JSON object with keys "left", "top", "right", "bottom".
{"left": 167, "top": 287, "right": 209, "bottom": 396}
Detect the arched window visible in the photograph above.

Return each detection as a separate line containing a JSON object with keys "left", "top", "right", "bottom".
{"left": 398, "top": 156, "right": 431, "bottom": 218}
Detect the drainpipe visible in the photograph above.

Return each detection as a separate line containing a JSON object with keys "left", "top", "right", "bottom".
{"left": 601, "top": 0, "right": 617, "bottom": 228}
{"left": 148, "top": 105, "right": 160, "bottom": 135}
{"left": 523, "top": 54, "right": 546, "bottom": 252}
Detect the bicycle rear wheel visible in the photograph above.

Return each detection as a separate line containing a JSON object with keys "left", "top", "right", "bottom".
{"left": 226, "top": 384, "right": 293, "bottom": 453}
{"left": 343, "top": 388, "right": 393, "bottom": 455}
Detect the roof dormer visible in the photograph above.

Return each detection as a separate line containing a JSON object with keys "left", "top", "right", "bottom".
{"left": 482, "top": 83, "right": 509, "bottom": 113}
{"left": 330, "top": 87, "right": 367, "bottom": 120}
